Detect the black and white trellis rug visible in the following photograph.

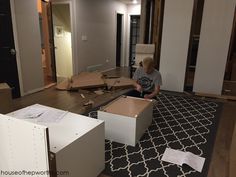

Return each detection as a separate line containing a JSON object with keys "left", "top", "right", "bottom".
{"left": 87, "top": 93, "right": 222, "bottom": 177}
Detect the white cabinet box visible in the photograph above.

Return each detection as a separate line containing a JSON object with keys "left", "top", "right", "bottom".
{"left": 98, "top": 96, "right": 154, "bottom": 146}
{"left": 2, "top": 104, "right": 105, "bottom": 177}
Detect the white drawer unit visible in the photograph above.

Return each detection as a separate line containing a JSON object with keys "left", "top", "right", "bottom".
{"left": 2, "top": 104, "right": 105, "bottom": 177}
{"left": 98, "top": 96, "right": 154, "bottom": 146}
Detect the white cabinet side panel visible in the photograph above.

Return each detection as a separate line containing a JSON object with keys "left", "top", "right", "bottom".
{"left": 56, "top": 123, "right": 105, "bottom": 177}
{"left": 98, "top": 111, "right": 136, "bottom": 146}
{"left": 193, "top": 0, "right": 236, "bottom": 95}
{"left": 136, "top": 105, "right": 153, "bottom": 143}
{"left": 0, "top": 115, "right": 50, "bottom": 177}
{"left": 159, "top": 0, "right": 194, "bottom": 92}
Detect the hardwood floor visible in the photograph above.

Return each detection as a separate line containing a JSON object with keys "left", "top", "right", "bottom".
{"left": 11, "top": 67, "right": 236, "bottom": 177}
{"left": 207, "top": 100, "right": 236, "bottom": 177}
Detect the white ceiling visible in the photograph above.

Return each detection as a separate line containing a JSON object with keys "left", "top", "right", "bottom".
{"left": 118, "top": 0, "right": 141, "bottom": 5}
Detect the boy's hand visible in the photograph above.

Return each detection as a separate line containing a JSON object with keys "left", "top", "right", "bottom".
{"left": 136, "top": 84, "right": 143, "bottom": 92}
{"left": 144, "top": 94, "right": 152, "bottom": 99}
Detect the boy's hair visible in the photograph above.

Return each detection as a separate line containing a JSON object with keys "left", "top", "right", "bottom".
{"left": 142, "top": 57, "right": 154, "bottom": 68}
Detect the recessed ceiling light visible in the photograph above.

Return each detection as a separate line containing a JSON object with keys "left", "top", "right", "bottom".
{"left": 132, "top": 0, "right": 138, "bottom": 4}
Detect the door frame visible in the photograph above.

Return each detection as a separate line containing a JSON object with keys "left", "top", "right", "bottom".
{"left": 51, "top": 0, "right": 77, "bottom": 76}
{"left": 10, "top": 0, "right": 24, "bottom": 96}
{"left": 115, "top": 11, "right": 125, "bottom": 67}
{"left": 127, "top": 13, "right": 141, "bottom": 67}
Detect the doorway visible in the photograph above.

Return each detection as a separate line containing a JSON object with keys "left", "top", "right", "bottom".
{"left": 0, "top": 0, "right": 21, "bottom": 98}
{"left": 184, "top": 0, "right": 205, "bottom": 92}
{"left": 52, "top": 3, "right": 73, "bottom": 82}
{"left": 116, "top": 13, "right": 123, "bottom": 67}
{"left": 222, "top": 7, "right": 236, "bottom": 96}
{"left": 129, "top": 15, "right": 141, "bottom": 67}
{"left": 38, "top": 0, "right": 57, "bottom": 87}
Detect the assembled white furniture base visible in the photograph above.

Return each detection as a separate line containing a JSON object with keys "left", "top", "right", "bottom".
{"left": 98, "top": 96, "right": 154, "bottom": 146}
{"left": 4, "top": 104, "right": 105, "bottom": 177}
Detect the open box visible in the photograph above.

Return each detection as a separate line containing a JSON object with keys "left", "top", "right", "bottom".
{"left": 98, "top": 96, "right": 154, "bottom": 146}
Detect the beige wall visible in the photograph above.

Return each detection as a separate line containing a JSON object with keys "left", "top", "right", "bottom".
{"left": 13, "top": 0, "right": 44, "bottom": 95}
{"left": 193, "top": 0, "right": 236, "bottom": 95}
{"left": 12, "top": 0, "right": 137, "bottom": 94}
{"left": 74, "top": 0, "right": 127, "bottom": 72}
{"left": 159, "top": 0, "right": 194, "bottom": 92}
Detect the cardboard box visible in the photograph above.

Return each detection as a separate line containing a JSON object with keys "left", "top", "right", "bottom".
{"left": 98, "top": 96, "right": 154, "bottom": 146}
{"left": 0, "top": 83, "right": 12, "bottom": 114}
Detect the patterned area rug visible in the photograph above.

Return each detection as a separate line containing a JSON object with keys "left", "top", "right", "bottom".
{"left": 87, "top": 93, "right": 222, "bottom": 177}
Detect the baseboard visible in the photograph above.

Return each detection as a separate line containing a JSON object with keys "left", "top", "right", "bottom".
{"left": 22, "top": 87, "right": 45, "bottom": 96}
{"left": 195, "top": 92, "right": 236, "bottom": 101}
{"left": 101, "top": 67, "right": 116, "bottom": 73}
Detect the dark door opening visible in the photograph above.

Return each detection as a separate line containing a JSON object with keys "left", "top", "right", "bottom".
{"left": 38, "top": 0, "right": 57, "bottom": 87}
{"left": 222, "top": 6, "right": 236, "bottom": 96}
{"left": 129, "top": 15, "right": 141, "bottom": 67}
{"left": 0, "top": 0, "right": 21, "bottom": 98}
{"left": 184, "top": 0, "right": 205, "bottom": 92}
{"left": 116, "top": 14, "right": 122, "bottom": 67}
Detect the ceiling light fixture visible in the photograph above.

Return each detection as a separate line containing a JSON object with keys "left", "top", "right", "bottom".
{"left": 132, "top": 0, "right": 138, "bottom": 4}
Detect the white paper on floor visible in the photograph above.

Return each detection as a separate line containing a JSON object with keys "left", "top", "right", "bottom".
{"left": 161, "top": 148, "right": 205, "bottom": 173}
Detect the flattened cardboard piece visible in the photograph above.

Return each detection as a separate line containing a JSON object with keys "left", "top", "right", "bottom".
{"left": 101, "top": 96, "right": 153, "bottom": 118}
{"left": 71, "top": 72, "right": 105, "bottom": 89}
{"left": 230, "top": 123, "right": 236, "bottom": 177}
{"left": 56, "top": 79, "right": 71, "bottom": 91}
{"left": 105, "top": 77, "right": 136, "bottom": 89}
{"left": 0, "top": 83, "right": 12, "bottom": 114}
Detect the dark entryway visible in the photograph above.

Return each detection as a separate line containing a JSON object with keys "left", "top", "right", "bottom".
{"left": 116, "top": 14, "right": 123, "bottom": 67}
{"left": 222, "top": 6, "right": 236, "bottom": 96}
{"left": 129, "top": 15, "right": 140, "bottom": 67}
{"left": 0, "top": 0, "right": 21, "bottom": 98}
{"left": 184, "top": 0, "right": 205, "bottom": 92}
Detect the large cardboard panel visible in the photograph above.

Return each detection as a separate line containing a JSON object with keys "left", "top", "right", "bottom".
{"left": 71, "top": 72, "right": 105, "bottom": 89}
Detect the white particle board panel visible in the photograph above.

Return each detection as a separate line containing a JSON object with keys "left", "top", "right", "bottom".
{"left": 7, "top": 104, "right": 105, "bottom": 177}
{"left": 8, "top": 104, "right": 104, "bottom": 154}
{"left": 159, "top": 0, "right": 194, "bottom": 92}
{"left": 56, "top": 123, "right": 105, "bottom": 177}
{"left": 0, "top": 114, "right": 50, "bottom": 177}
{"left": 98, "top": 96, "right": 153, "bottom": 146}
{"left": 193, "top": 0, "right": 236, "bottom": 95}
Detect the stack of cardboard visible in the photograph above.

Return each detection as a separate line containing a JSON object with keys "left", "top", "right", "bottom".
{"left": 71, "top": 72, "right": 105, "bottom": 89}
{"left": 56, "top": 72, "right": 135, "bottom": 91}
{"left": 105, "top": 77, "right": 136, "bottom": 90}
{"left": 0, "top": 83, "right": 13, "bottom": 114}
